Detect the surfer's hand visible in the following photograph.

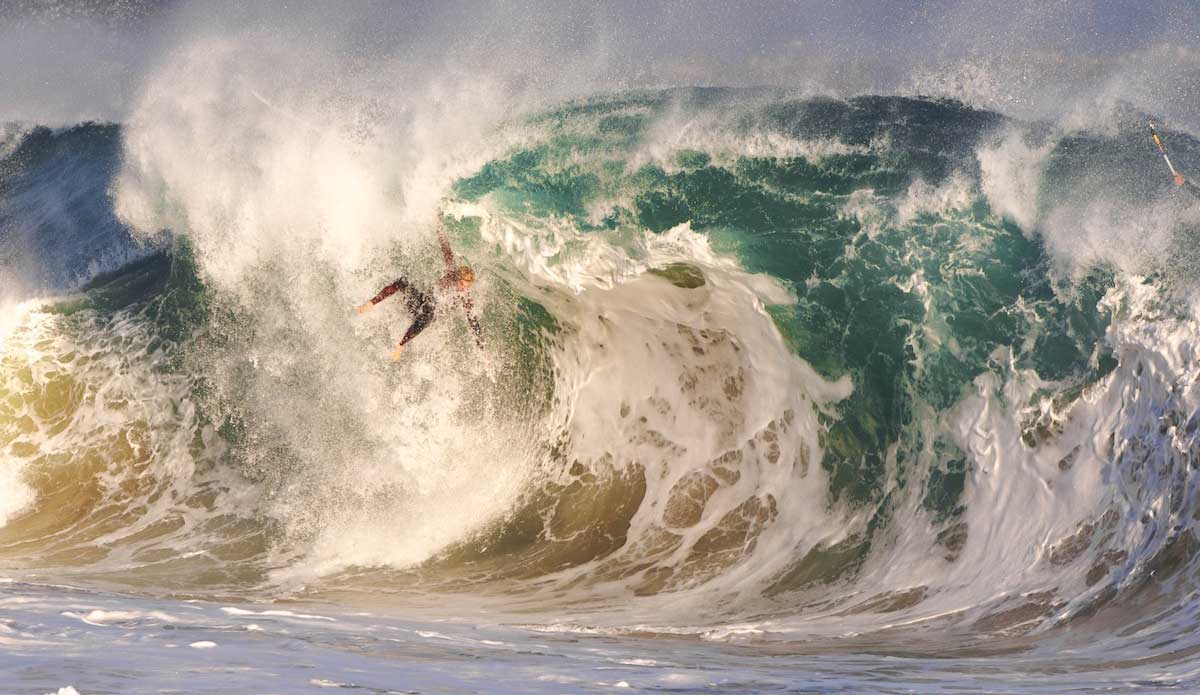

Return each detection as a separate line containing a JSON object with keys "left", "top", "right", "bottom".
{"left": 1176, "top": 174, "right": 1186, "bottom": 187}
{"left": 357, "top": 302, "right": 373, "bottom": 314}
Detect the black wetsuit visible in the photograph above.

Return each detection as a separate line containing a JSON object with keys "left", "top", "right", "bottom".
{"left": 368, "top": 278, "right": 435, "bottom": 348}
{"left": 367, "top": 277, "right": 483, "bottom": 348}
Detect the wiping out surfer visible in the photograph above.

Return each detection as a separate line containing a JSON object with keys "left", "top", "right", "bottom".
{"left": 357, "top": 225, "right": 483, "bottom": 361}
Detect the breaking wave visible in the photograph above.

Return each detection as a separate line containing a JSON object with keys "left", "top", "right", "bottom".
{"left": 3, "top": 82, "right": 1200, "bottom": 673}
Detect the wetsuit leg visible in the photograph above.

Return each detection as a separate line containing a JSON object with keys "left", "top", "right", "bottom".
{"left": 369, "top": 278, "right": 410, "bottom": 306}
{"left": 398, "top": 288, "right": 435, "bottom": 347}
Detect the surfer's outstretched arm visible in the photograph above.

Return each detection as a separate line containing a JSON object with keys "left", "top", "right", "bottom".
{"left": 456, "top": 295, "right": 484, "bottom": 347}
{"left": 358, "top": 278, "right": 409, "bottom": 313}
{"left": 467, "top": 314, "right": 484, "bottom": 348}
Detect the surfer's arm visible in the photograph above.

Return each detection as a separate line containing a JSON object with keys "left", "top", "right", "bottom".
{"left": 467, "top": 314, "right": 484, "bottom": 348}
{"left": 437, "top": 226, "right": 457, "bottom": 272}
{"left": 358, "top": 278, "right": 408, "bottom": 313}
{"left": 458, "top": 296, "right": 484, "bottom": 347}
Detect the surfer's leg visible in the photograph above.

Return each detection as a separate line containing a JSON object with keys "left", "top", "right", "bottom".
{"left": 358, "top": 278, "right": 410, "bottom": 313}
{"left": 392, "top": 302, "right": 435, "bottom": 361}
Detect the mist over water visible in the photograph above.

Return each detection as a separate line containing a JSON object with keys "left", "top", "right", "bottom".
{"left": 3, "top": 2, "right": 1200, "bottom": 693}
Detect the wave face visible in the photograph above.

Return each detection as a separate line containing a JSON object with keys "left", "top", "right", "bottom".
{"left": 0, "top": 123, "right": 149, "bottom": 297}
{"left": 3, "top": 90, "right": 1200, "bottom": 686}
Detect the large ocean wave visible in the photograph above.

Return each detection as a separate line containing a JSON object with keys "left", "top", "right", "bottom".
{"left": 3, "top": 84, "right": 1200, "bottom": 689}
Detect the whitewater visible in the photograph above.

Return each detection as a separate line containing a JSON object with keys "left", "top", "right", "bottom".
{"left": 3, "top": 3, "right": 1200, "bottom": 693}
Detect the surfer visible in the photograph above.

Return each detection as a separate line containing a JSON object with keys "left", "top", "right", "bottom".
{"left": 357, "top": 225, "right": 483, "bottom": 361}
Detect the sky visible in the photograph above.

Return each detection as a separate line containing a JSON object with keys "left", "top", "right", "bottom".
{"left": 1, "top": 1, "right": 1198, "bottom": 131}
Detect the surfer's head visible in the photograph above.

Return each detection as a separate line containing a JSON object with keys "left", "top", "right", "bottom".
{"left": 455, "top": 265, "right": 475, "bottom": 291}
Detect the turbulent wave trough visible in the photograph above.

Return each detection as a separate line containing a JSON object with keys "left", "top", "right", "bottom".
{"left": 3, "top": 21, "right": 1200, "bottom": 693}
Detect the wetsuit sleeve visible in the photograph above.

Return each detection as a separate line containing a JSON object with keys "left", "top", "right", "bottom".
{"left": 438, "top": 227, "right": 456, "bottom": 272}
{"left": 369, "top": 278, "right": 408, "bottom": 305}
{"left": 458, "top": 295, "right": 484, "bottom": 347}
{"left": 467, "top": 314, "right": 484, "bottom": 348}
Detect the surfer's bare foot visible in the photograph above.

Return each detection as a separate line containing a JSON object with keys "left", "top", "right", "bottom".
{"left": 357, "top": 302, "right": 373, "bottom": 314}
{"left": 391, "top": 343, "right": 406, "bottom": 362}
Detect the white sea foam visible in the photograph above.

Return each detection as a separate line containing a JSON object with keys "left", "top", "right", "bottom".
{"left": 61, "top": 610, "right": 180, "bottom": 626}
{"left": 0, "top": 302, "right": 254, "bottom": 576}
{"left": 0, "top": 306, "right": 45, "bottom": 530}
{"left": 445, "top": 199, "right": 860, "bottom": 610}
{"left": 631, "top": 113, "right": 866, "bottom": 174}
{"left": 895, "top": 175, "right": 976, "bottom": 225}
{"left": 111, "top": 36, "right": 550, "bottom": 580}
{"left": 0, "top": 451, "right": 35, "bottom": 530}
{"left": 978, "top": 129, "right": 1054, "bottom": 232}
{"left": 977, "top": 124, "right": 1199, "bottom": 282}
{"left": 221, "top": 607, "right": 336, "bottom": 621}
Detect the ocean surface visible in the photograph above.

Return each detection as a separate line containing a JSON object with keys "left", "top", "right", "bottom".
{"left": 3, "top": 83, "right": 1200, "bottom": 693}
